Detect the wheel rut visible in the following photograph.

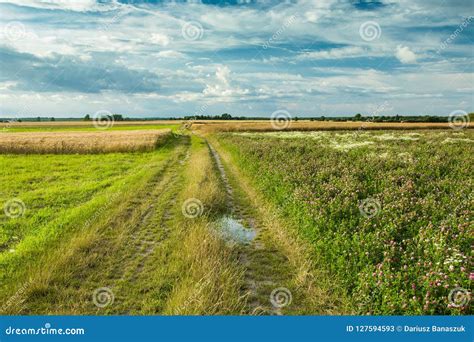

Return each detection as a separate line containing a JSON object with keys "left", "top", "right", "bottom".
{"left": 19, "top": 139, "right": 192, "bottom": 314}
{"left": 207, "top": 142, "right": 292, "bottom": 315}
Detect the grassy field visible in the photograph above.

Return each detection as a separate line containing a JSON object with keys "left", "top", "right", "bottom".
{"left": 216, "top": 129, "right": 473, "bottom": 315}
{"left": 0, "top": 121, "right": 471, "bottom": 315}
{"left": 0, "top": 141, "right": 178, "bottom": 308}
{"left": 1, "top": 121, "right": 180, "bottom": 133}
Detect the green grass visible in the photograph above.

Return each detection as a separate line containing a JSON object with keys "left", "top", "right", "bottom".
{"left": 0, "top": 133, "right": 245, "bottom": 315}
{"left": 0, "top": 141, "right": 180, "bottom": 304}
{"left": 217, "top": 129, "right": 473, "bottom": 315}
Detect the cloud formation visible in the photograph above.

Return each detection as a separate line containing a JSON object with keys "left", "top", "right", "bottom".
{"left": 395, "top": 45, "right": 417, "bottom": 64}
{"left": 0, "top": 0, "right": 472, "bottom": 117}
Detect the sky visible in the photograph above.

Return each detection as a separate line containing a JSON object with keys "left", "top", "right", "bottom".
{"left": 0, "top": 0, "right": 473, "bottom": 118}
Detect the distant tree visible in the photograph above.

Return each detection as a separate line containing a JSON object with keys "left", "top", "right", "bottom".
{"left": 51, "top": 117, "right": 55, "bottom": 121}
{"left": 36, "top": 116, "right": 41, "bottom": 122}
{"left": 354, "top": 113, "right": 362, "bottom": 121}
{"left": 112, "top": 114, "right": 124, "bottom": 121}
{"left": 220, "top": 113, "right": 232, "bottom": 120}
{"left": 84, "top": 114, "right": 91, "bottom": 121}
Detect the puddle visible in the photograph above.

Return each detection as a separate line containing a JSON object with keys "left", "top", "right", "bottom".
{"left": 216, "top": 216, "right": 256, "bottom": 244}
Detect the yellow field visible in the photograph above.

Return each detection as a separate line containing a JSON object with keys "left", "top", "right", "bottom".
{"left": 0, "top": 129, "right": 172, "bottom": 154}
{"left": 190, "top": 120, "right": 462, "bottom": 133}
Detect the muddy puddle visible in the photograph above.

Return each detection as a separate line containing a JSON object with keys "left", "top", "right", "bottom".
{"left": 215, "top": 216, "right": 256, "bottom": 245}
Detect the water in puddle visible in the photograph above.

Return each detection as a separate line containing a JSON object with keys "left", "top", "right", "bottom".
{"left": 216, "top": 216, "right": 256, "bottom": 244}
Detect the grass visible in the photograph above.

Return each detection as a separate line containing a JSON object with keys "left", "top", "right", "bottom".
{"left": 0, "top": 129, "right": 173, "bottom": 154}
{"left": 208, "top": 136, "right": 351, "bottom": 314}
{"left": 1, "top": 122, "right": 180, "bottom": 133}
{"left": 216, "top": 129, "right": 473, "bottom": 315}
{"left": 162, "top": 135, "right": 245, "bottom": 314}
{"left": 0, "top": 139, "right": 182, "bottom": 310}
{"left": 0, "top": 133, "right": 245, "bottom": 315}
{"left": 1, "top": 122, "right": 471, "bottom": 316}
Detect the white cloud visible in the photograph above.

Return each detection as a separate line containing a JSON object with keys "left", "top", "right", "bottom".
{"left": 0, "top": 0, "right": 115, "bottom": 12}
{"left": 150, "top": 33, "right": 170, "bottom": 46}
{"left": 155, "top": 50, "right": 185, "bottom": 59}
{"left": 0, "top": 0, "right": 472, "bottom": 117}
{"left": 395, "top": 45, "right": 418, "bottom": 64}
{"left": 203, "top": 66, "right": 249, "bottom": 100}
{"left": 297, "top": 46, "right": 367, "bottom": 60}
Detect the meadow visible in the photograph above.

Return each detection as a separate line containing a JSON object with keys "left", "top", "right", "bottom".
{"left": 0, "top": 121, "right": 471, "bottom": 315}
{"left": 216, "top": 130, "right": 473, "bottom": 315}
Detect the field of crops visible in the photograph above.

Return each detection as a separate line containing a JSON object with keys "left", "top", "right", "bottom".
{"left": 0, "top": 129, "right": 172, "bottom": 154}
{"left": 216, "top": 130, "right": 473, "bottom": 314}
{"left": 191, "top": 120, "right": 456, "bottom": 133}
{"left": 0, "top": 122, "right": 472, "bottom": 315}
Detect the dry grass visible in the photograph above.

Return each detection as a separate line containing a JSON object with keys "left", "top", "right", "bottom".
{"left": 164, "top": 136, "right": 245, "bottom": 314}
{"left": 0, "top": 129, "right": 172, "bottom": 154}
{"left": 192, "top": 120, "right": 464, "bottom": 133}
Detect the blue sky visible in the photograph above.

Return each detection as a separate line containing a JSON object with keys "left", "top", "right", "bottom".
{"left": 0, "top": 0, "right": 473, "bottom": 118}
